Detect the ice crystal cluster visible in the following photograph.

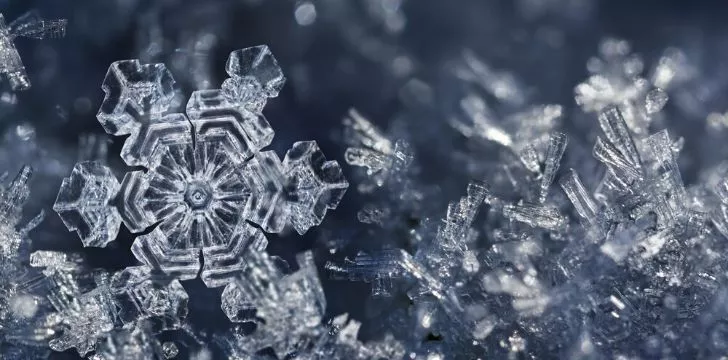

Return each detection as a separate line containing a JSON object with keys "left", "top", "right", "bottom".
{"left": 325, "top": 38, "right": 728, "bottom": 358}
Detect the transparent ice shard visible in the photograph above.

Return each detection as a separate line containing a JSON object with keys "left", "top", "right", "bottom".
{"left": 538, "top": 132, "right": 567, "bottom": 203}
{"left": 343, "top": 109, "right": 412, "bottom": 189}
{"left": 437, "top": 180, "right": 487, "bottom": 248}
{"left": 593, "top": 136, "right": 642, "bottom": 180}
{"left": 221, "top": 45, "right": 286, "bottom": 113}
{"left": 283, "top": 141, "right": 349, "bottom": 234}
{"left": 641, "top": 129, "right": 686, "bottom": 218}
{"left": 53, "top": 162, "right": 121, "bottom": 248}
{"left": 162, "top": 341, "right": 179, "bottom": 359}
{"left": 503, "top": 203, "right": 567, "bottom": 231}
{"left": 326, "top": 250, "right": 404, "bottom": 296}
{"left": 560, "top": 169, "right": 600, "bottom": 230}
{"left": 597, "top": 106, "right": 642, "bottom": 168}
{"left": 0, "top": 12, "right": 66, "bottom": 90}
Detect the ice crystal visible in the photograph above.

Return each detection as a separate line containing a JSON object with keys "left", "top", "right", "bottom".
{"left": 32, "top": 257, "right": 189, "bottom": 355}
{"left": 54, "top": 46, "right": 347, "bottom": 329}
{"left": 0, "top": 12, "right": 66, "bottom": 90}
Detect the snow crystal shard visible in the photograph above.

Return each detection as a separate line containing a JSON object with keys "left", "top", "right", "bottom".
{"left": 54, "top": 162, "right": 121, "bottom": 247}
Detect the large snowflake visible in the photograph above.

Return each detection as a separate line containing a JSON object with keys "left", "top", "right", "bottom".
{"left": 54, "top": 45, "right": 348, "bottom": 291}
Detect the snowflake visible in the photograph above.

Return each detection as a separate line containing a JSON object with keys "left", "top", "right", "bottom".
{"left": 54, "top": 45, "right": 348, "bottom": 291}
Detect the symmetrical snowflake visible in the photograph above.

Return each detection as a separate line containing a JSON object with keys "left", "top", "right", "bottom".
{"left": 54, "top": 45, "right": 347, "bottom": 300}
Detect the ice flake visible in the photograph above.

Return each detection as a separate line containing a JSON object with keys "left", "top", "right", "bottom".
{"left": 57, "top": 46, "right": 346, "bottom": 293}
{"left": 53, "top": 162, "right": 121, "bottom": 248}
{"left": 0, "top": 12, "right": 66, "bottom": 90}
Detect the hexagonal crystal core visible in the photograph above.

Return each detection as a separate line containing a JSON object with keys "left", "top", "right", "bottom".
{"left": 184, "top": 181, "right": 213, "bottom": 210}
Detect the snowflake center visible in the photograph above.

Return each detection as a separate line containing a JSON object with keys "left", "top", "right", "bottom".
{"left": 184, "top": 181, "right": 213, "bottom": 210}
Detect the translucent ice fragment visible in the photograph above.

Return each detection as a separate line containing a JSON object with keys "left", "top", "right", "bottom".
{"left": 538, "top": 132, "right": 567, "bottom": 203}
{"left": 593, "top": 136, "right": 642, "bottom": 180}
{"left": 54, "top": 162, "right": 121, "bottom": 247}
{"left": 502, "top": 203, "right": 567, "bottom": 231}
{"left": 163, "top": 342, "right": 179, "bottom": 359}
{"left": 597, "top": 106, "right": 642, "bottom": 167}
{"left": 49, "top": 293, "right": 116, "bottom": 355}
{"left": 222, "top": 45, "right": 286, "bottom": 113}
{"left": 438, "top": 180, "right": 487, "bottom": 247}
{"left": 325, "top": 250, "right": 404, "bottom": 296}
{"left": 343, "top": 109, "right": 413, "bottom": 188}
{"left": 9, "top": 11, "right": 67, "bottom": 40}
{"left": 283, "top": 141, "right": 348, "bottom": 234}
{"left": 560, "top": 169, "right": 600, "bottom": 229}
{"left": 97, "top": 59, "right": 177, "bottom": 136}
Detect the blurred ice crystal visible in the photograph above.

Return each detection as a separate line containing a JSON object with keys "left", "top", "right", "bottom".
{"left": 31, "top": 255, "right": 189, "bottom": 355}
{"left": 0, "top": 165, "right": 40, "bottom": 258}
{"left": 0, "top": 12, "right": 66, "bottom": 91}
{"left": 55, "top": 46, "right": 347, "bottom": 318}
{"left": 218, "top": 250, "right": 404, "bottom": 359}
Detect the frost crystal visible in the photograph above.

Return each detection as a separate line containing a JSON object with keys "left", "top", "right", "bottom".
{"left": 0, "top": 12, "right": 66, "bottom": 90}
{"left": 55, "top": 46, "right": 347, "bottom": 308}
